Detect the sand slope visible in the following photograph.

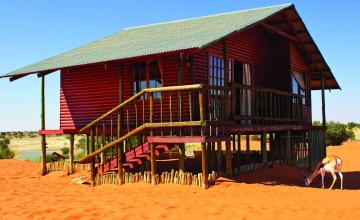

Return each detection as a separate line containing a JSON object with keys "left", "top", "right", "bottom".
{"left": 1, "top": 142, "right": 359, "bottom": 220}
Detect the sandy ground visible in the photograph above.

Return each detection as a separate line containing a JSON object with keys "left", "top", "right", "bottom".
{"left": 1, "top": 142, "right": 359, "bottom": 220}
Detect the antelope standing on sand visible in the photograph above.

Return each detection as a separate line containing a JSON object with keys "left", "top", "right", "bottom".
{"left": 304, "top": 155, "right": 343, "bottom": 190}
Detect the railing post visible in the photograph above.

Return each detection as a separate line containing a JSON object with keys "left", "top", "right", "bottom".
{"left": 199, "top": 88, "right": 208, "bottom": 189}
{"left": 90, "top": 127, "right": 96, "bottom": 186}
{"left": 149, "top": 93, "right": 156, "bottom": 184}
{"left": 117, "top": 110, "right": 124, "bottom": 185}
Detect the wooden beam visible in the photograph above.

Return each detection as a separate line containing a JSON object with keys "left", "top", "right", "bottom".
{"left": 69, "top": 134, "right": 75, "bottom": 174}
{"left": 90, "top": 128, "right": 96, "bottom": 186}
{"left": 40, "top": 76, "right": 47, "bottom": 176}
{"left": 37, "top": 70, "right": 57, "bottom": 78}
{"left": 9, "top": 74, "right": 30, "bottom": 82}
{"left": 286, "top": 130, "right": 291, "bottom": 164}
{"left": 223, "top": 38, "right": 230, "bottom": 121}
{"left": 282, "top": 11, "right": 320, "bottom": 70}
{"left": 321, "top": 74, "right": 326, "bottom": 126}
{"left": 261, "top": 22, "right": 299, "bottom": 43}
{"left": 246, "top": 134, "right": 250, "bottom": 164}
{"left": 225, "top": 141, "right": 232, "bottom": 176}
{"left": 199, "top": 89, "right": 208, "bottom": 189}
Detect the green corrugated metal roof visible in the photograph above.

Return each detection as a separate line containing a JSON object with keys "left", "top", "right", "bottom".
{"left": 1, "top": 3, "right": 292, "bottom": 78}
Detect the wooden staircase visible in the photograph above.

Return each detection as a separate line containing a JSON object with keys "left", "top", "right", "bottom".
{"left": 97, "top": 142, "right": 175, "bottom": 174}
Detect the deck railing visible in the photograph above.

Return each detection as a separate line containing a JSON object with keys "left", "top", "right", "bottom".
{"left": 78, "top": 83, "right": 305, "bottom": 164}
{"left": 231, "top": 83, "right": 304, "bottom": 125}
{"left": 78, "top": 84, "right": 206, "bottom": 164}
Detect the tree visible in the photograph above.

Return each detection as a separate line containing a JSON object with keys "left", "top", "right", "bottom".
{"left": 60, "top": 147, "right": 70, "bottom": 159}
{"left": 0, "top": 138, "right": 15, "bottom": 159}
{"left": 325, "top": 121, "right": 354, "bottom": 146}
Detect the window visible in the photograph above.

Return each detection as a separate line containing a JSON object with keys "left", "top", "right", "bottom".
{"left": 209, "top": 55, "right": 232, "bottom": 87}
{"left": 209, "top": 55, "right": 233, "bottom": 120}
{"left": 292, "top": 72, "right": 307, "bottom": 105}
{"left": 134, "top": 61, "right": 162, "bottom": 98}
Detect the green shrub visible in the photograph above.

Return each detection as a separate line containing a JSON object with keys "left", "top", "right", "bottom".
{"left": 75, "top": 150, "right": 86, "bottom": 160}
{"left": 60, "top": 147, "right": 70, "bottom": 158}
{"left": 0, "top": 138, "right": 15, "bottom": 159}
{"left": 46, "top": 154, "right": 57, "bottom": 163}
{"left": 325, "top": 121, "right": 354, "bottom": 146}
{"left": 75, "top": 136, "right": 86, "bottom": 149}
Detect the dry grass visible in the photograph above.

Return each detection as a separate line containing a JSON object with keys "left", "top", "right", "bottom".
{"left": 7, "top": 133, "right": 84, "bottom": 155}
{"left": 353, "top": 128, "right": 360, "bottom": 141}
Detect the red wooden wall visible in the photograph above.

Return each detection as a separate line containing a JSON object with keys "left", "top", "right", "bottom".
{"left": 290, "top": 41, "right": 312, "bottom": 124}
{"left": 60, "top": 64, "right": 120, "bottom": 131}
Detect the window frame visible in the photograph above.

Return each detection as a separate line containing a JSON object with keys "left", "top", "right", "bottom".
{"left": 133, "top": 60, "right": 162, "bottom": 99}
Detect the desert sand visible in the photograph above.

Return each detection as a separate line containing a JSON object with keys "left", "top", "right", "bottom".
{"left": 1, "top": 142, "right": 359, "bottom": 220}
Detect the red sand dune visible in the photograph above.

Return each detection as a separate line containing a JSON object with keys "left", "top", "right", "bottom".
{"left": 1, "top": 142, "right": 359, "bottom": 219}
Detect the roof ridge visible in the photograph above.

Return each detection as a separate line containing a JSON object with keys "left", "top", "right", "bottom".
{"left": 124, "top": 3, "right": 293, "bottom": 31}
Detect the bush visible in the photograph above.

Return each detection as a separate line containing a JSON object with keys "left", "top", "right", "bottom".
{"left": 46, "top": 154, "right": 57, "bottom": 163}
{"left": 0, "top": 138, "right": 15, "bottom": 159}
{"left": 75, "top": 150, "right": 86, "bottom": 160}
{"left": 60, "top": 147, "right": 70, "bottom": 158}
{"left": 325, "top": 121, "right": 354, "bottom": 146}
{"left": 76, "top": 136, "right": 86, "bottom": 149}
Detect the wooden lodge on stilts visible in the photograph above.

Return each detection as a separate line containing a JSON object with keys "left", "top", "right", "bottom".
{"left": 0, "top": 4, "right": 340, "bottom": 189}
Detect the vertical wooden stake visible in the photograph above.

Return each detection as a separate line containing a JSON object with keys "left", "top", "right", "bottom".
{"left": 90, "top": 128, "right": 96, "bottom": 186}
{"left": 149, "top": 93, "right": 156, "bottom": 183}
{"left": 86, "top": 134, "right": 90, "bottom": 155}
{"left": 179, "top": 144, "right": 185, "bottom": 172}
{"left": 246, "top": 134, "right": 250, "bottom": 164}
{"left": 201, "top": 142, "right": 208, "bottom": 189}
{"left": 237, "top": 134, "right": 241, "bottom": 170}
{"left": 286, "top": 130, "right": 291, "bottom": 164}
{"left": 69, "top": 134, "right": 75, "bottom": 174}
{"left": 199, "top": 88, "right": 208, "bottom": 189}
{"left": 225, "top": 141, "right": 232, "bottom": 176}
{"left": 40, "top": 76, "right": 47, "bottom": 176}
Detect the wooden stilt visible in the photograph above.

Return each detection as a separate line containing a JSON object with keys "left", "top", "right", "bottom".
{"left": 90, "top": 128, "right": 96, "bottom": 186}
{"left": 216, "top": 141, "right": 222, "bottom": 173}
{"left": 199, "top": 88, "right": 208, "bottom": 189}
{"left": 40, "top": 76, "right": 47, "bottom": 176}
{"left": 118, "top": 143, "right": 124, "bottom": 185}
{"left": 286, "top": 130, "right": 291, "bottom": 164}
{"left": 69, "top": 134, "right": 75, "bottom": 174}
{"left": 86, "top": 134, "right": 90, "bottom": 155}
{"left": 246, "top": 134, "right": 250, "bottom": 164}
{"left": 237, "top": 134, "right": 241, "bottom": 170}
{"left": 150, "top": 143, "right": 156, "bottom": 182}
{"left": 225, "top": 141, "right": 232, "bottom": 176}
{"left": 201, "top": 142, "right": 208, "bottom": 189}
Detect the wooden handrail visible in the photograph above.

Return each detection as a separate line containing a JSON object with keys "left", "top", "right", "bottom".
{"left": 79, "top": 84, "right": 204, "bottom": 133}
{"left": 231, "top": 83, "right": 303, "bottom": 98}
{"left": 78, "top": 121, "right": 203, "bottom": 163}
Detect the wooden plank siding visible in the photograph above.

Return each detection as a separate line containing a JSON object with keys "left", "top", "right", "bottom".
{"left": 60, "top": 64, "right": 120, "bottom": 131}
{"left": 290, "top": 41, "right": 312, "bottom": 124}
{"left": 60, "top": 55, "right": 194, "bottom": 132}
{"left": 269, "top": 34, "right": 291, "bottom": 92}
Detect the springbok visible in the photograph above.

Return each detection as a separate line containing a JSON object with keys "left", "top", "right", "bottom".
{"left": 304, "top": 155, "right": 343, "bottom": 190}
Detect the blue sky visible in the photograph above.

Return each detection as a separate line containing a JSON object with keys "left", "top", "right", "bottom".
{"left": 0, "top": 0, "right": 359, "bottom": 131}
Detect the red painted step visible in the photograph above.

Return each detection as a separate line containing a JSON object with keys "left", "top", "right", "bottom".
{"left": 96, "top": 142, "right": 175, "bottom": 174}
